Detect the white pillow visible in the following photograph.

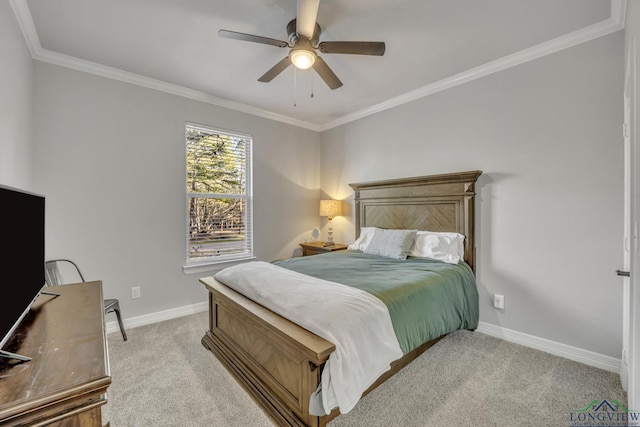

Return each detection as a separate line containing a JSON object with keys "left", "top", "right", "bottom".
{"left": 348, "top": 227, "right": 378, "bottom": 251}
{"left": 363, "top": 228, "right": 417, "bottom": 260}
{"left": 409, "top": 231, "right": 465, "bottom": 264}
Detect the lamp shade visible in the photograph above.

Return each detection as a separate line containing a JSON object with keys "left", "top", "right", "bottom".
{"left": 319, "top": 199, "right": 342, "bottom": 218}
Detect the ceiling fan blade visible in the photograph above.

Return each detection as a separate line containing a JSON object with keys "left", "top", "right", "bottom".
{"left": 312, "top": 57, "right": 343, "bottom": 90}
{"left": 258, "top": 57, "right": 292, "bottom": 82}
{"left": 297, "top": 0, "right": 320, "bottom": 39}
{"left": 318, "top": 41, "right": 386, "bottom": 56}
{"left": 218, "top": 30, "right": 288, "bottom": 48}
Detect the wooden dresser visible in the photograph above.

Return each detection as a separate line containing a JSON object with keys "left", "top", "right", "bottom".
{"left": 0, "top": 281, "right": 111, "bottom": 426}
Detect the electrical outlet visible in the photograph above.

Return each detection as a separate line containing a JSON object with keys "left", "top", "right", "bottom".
{"left": 131, "top": 286, "right": 141, "bottom": 299}
{"left": 493, "top": 293, "right": 505, "bottom": 309}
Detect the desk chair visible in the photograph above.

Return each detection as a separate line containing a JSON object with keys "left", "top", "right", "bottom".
{"left": 44, "top": 259, "right": 128, "bottom": 341}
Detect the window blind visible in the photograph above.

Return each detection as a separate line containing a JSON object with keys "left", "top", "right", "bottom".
{"left": 186, "top": 123, "right": 253, "bottom": 263}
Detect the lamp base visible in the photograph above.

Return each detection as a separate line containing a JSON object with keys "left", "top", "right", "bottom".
{"left": 324, "top": 216, "right": 335, "bottom": 247}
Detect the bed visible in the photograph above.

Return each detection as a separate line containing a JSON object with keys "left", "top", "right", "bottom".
{"left": 199, "top": 170, "right": 482, "bottom": 427}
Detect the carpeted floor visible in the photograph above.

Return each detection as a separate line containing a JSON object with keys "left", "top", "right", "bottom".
{"left": 103, "top": 311, "right": 627, "bottom": 426}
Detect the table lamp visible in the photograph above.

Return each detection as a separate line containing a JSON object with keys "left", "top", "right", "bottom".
{"left": 319, "top": 199, "right": 342, "bottom": 246}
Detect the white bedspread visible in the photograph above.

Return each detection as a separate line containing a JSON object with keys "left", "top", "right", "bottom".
{"left": 214, "top": 261, "right": 403, "bottom": 416}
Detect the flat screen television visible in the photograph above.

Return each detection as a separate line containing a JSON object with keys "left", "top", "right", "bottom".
{"left": 0, "top": 184, "right": 45, "bottom": 362}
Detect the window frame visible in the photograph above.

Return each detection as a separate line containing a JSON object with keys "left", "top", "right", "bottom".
{"left": 183, "top": 122, "right": 254, "bottom": 273}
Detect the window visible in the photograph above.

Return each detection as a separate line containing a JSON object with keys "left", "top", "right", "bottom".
{"left": 186, "top": 123, "right": 253, "bottom": 265}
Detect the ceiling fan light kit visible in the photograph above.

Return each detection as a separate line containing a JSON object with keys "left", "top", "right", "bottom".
{"left": 218, "top": 0, "right": 385, "bottom": 90}
{"left": 290, "top": 44, "right": 317, "bottom": 70}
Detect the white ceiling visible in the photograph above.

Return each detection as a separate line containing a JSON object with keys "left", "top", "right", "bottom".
{"left": 12, "top": 0, "right": 623, "bottom": 131}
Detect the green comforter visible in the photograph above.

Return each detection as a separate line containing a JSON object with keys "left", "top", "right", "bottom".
{"left": 273, "top": 251, "right": 479, "bottom": 354}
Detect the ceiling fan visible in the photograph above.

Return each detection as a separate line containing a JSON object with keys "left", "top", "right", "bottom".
{"left": 218, "top": 0, "right": 385, "bottom": 90}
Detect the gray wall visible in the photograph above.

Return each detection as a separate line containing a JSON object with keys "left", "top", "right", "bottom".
{"left": 0, "top": 1, "right": 33, "bottom": 190}
{"left": 32, "top": 62, "right": 321, "bottom": 319}
{"left": 321, "top": 32, "right": 624, "bottom": 358}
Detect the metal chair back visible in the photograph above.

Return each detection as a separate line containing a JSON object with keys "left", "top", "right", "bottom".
{"left": 44, "top": 259, "right": 85, "bottom": 286}
{"left": 43, "top": 259, "right": 127, "bottom": 341}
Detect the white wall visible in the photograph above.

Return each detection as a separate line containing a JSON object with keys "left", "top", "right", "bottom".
{"left": 0, "top": 1, "right": 33, "bottom": 189}
{"left": 33, "top": 62, "right": 321, "bottom": 320}
{"left": 320, "top": 32, "right": 624, "bottom": 358}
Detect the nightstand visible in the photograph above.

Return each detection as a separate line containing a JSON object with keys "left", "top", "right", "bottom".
{"left": 299, "top": 242, "right": 348, "bottom": 256}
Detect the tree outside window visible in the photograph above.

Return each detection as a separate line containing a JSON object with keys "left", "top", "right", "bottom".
{"left": 186, "top": 123, "right": 252, "bottom": 263}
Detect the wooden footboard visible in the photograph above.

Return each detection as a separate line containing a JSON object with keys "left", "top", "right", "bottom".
{"left": 200, "top": 277, "right": 444, "bottom": 427}
{"left": 200, "top": 277, "right": 336, "bottom": 427}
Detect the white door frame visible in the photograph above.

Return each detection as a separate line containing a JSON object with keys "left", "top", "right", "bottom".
{"left": 621, "top": 52, "right": 631, "bottom": 390}
{"left": 625, "top": 36, "right": 639, "bottom": 413}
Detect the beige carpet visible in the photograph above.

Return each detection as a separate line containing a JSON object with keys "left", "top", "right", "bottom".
{"left": 103, "top": 311, "right": 627, "bottom": 426}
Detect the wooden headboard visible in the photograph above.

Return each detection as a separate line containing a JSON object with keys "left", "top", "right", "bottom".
{"left": 349, "top": 170, "right": 482, "bottom": 272}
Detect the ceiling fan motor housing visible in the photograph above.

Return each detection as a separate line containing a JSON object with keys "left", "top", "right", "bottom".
{"left": 287, "top": 19, "right": 320, "bottom": 46}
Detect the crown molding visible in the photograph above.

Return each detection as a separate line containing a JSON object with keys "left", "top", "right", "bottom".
{"left": 11, "top": 0, "right": 624, "bottom": 133}
{"left": 8, "top": 0, "right": 322, "bottom": 132}
{"left": 319, "top": 13, "right": 625, "bottom": 131}
{"left": 611, "top": 0, "right": 628, "bottom": 27}
{"left": 33, "top": 48, "right": 324, "bottom": 132}
{"left": 9, "top": 0, "right": 40, "bottom": 57}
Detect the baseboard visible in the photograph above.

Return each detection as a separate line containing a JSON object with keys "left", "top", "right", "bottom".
{"left": 105, "top": 301, "right": 208, "bottom": 336}
{"left": 476, "top": 321, "right": 621, "bottom": 373}
{"left": 107, "top": 306, "right": 621, "bottom": 374}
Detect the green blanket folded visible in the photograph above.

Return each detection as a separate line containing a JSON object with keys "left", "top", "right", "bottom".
{"left": 273, "top": 251, "right": 479, "bottom": 354}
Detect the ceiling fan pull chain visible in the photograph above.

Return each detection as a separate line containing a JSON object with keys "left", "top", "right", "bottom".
{"left": 293, "top": 68, "right": 297, "bottom": 107}
{"left": 311, "top": 72, "right": 314, "bottom": 98}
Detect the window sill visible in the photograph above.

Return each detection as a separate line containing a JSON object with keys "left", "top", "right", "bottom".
{"left": 182, "top": 256, "right": 257, "bottom": 275}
